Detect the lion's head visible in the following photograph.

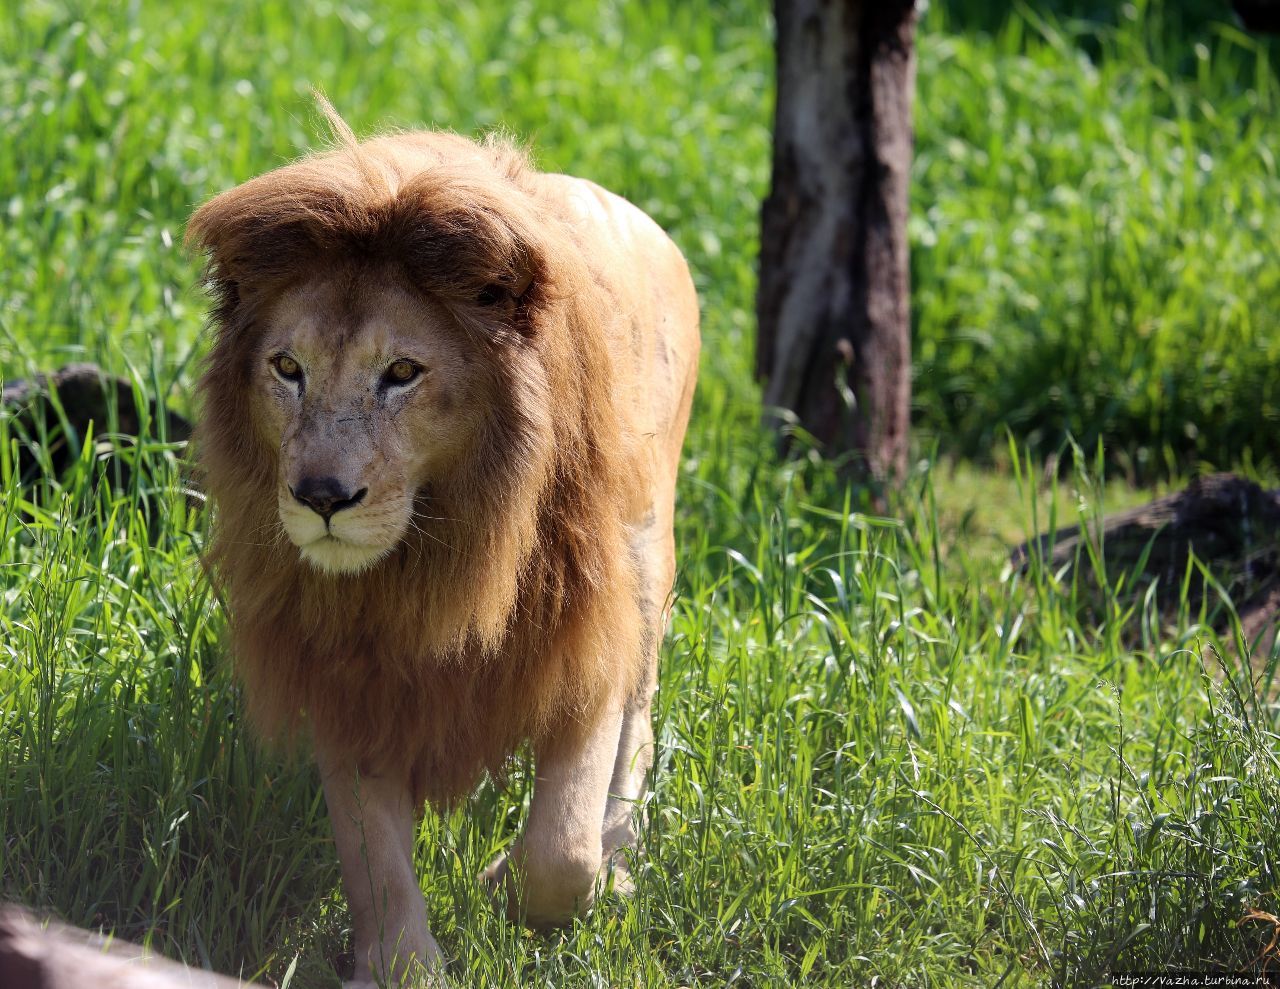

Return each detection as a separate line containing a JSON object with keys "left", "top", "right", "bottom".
{"left": 189, "top": 130, "right": 569, "bottom": 579}
{"left": 187, "top": 128, "right": 581, "bottom": 594}
{"left": 241, "top": 274, "right": 500, "bottom": 574}
{"left": 188, "top": 118, "right": 641, "bottom": 674}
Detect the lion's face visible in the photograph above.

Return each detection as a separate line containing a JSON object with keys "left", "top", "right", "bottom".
{"left": 252, "top": 274, "right": 484, "bottom": 574}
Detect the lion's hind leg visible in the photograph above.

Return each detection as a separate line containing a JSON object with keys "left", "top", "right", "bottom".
{"left": 600, "top": 687, "right": 655, "bottom": 894}
{"left": 600, "top": 510, "right": 673, "bottom": 893}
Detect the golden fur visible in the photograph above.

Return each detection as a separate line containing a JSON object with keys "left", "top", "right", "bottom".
{"left": 188, "top": 124, "right": 697, "bottom": 808}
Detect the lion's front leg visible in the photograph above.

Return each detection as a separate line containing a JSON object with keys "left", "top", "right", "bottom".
{"left": 317, "top": 749, "right": 442, "bottom": 987}
{"left": 483, "top": 704, "right": 625, "bottom": 927}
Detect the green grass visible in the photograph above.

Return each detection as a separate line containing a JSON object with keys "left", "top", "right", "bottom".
{"left": 3, "top": 1, "right": 1280, "bottom": 986}
{"left": 914, "top": 1, "right": 1280, "bottom": 479}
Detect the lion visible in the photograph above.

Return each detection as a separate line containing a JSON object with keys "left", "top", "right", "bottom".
{"left": 186, "top": 108, "right": 699, "bottom": 986}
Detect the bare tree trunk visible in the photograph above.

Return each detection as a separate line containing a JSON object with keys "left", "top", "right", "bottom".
{"left": 757, "top": 0, "right": 916, "bottom": 484}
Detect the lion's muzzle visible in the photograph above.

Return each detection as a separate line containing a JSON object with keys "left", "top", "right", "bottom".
{"left": 289, "top": 475, "right": 368, "bottom": 522}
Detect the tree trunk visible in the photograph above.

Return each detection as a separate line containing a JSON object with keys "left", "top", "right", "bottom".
{"left": 757, "top": 0, "right": 916, "bottom": 484}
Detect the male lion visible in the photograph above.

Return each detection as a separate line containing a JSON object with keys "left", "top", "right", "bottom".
{"left": 187, "top": 110, "right": 698, "bottom": 986}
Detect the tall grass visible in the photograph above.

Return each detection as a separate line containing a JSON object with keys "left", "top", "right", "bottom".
{"left": 914, "top": 1, "right": 1280, "bottom": 477}
{"left": 2, "top": 1, "right": 1279, "bottom": 986}
{"left": 4, "top": 417, "right": 1279, "bottom": 985}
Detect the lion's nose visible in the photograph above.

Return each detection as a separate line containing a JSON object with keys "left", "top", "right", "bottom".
{"left": 290, "top": 477, "right": 367, "bottom": 521}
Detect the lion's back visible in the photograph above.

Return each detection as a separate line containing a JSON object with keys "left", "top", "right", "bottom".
{"left": 532, "top": 172, "right": 700, "bottom": 520}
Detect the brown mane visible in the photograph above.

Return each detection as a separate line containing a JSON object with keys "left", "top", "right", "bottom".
{"left": 188, "top": 128, "right": 647, "bottom": 805}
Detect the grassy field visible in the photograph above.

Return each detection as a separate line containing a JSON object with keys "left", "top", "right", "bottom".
{"left": 2, "top": 1, "right": 1280, "bottom": 986}
{"left": 915, "top": 1, "right": 1280, "bottom": 478}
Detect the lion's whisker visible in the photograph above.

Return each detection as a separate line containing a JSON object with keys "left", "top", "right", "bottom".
{"left": 404, "top": 514, "right": 457, "bottom": 554}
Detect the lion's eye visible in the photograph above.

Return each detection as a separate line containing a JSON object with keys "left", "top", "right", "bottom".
{"left": 271, "top": 354, "right": 303, "bottom": 383}
{"left": 384, "top": 359, "right": 421, "bottom": 386}
{"left": 476, "top": 284, "right": 507, "bottom": 307}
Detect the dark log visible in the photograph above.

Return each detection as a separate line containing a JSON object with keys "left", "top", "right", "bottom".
{"left": 1233, "top": 0, "right": 1280, "bottom": 32}
{"left": 0, "top": 906, "right": 261, "bottom": 989}
{"left": 1, "top": 363, "right": 191, "bottom": 488}
{"left": 756, "top": 0, "right": 916, "bottom": 484}
{"left": 1013, "top": 472, "right": 1280, "bottom": 649}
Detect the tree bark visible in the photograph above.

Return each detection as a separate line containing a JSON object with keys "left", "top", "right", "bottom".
{"left": 757, "top": 0, "right": 916, "bottom": 484}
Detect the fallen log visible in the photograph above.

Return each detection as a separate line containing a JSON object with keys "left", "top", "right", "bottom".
{"left": 0, "top": 906, "right": 262, "bottom": 989}
{"left": 1012, "top": 472, "right": 1280, "bottom": 651}
{"left": 1, "top": 363, "right": 192, "bottom": 488}
{"left": 1234, "top": 0, "right": 1280, "bottom": 32}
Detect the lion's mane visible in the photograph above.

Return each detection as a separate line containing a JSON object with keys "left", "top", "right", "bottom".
{"left": 188, "top": 130, "right": 647, "bottom": 805}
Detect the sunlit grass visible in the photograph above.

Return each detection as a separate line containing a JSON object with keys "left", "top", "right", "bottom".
{"left": 2, "top": 1, "right": 1279, "bottom": 986}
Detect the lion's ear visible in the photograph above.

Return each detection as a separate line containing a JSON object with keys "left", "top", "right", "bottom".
{"left": 187, "top": 165, "right": 335, "bottom": 302}
{"left": 188, "top": 208, "right": 317, "bottom": 296}
{"left": 477, "top": 268, "right": 533, "bottom": 300}
{"left": 474, "top": 266, "right": 538, "bottom": 334}
{"left": 476, "top": 284, "right": 509, "bottom": 307}
{"left": 509, "top": 268, "right": 534, "bottom": 299}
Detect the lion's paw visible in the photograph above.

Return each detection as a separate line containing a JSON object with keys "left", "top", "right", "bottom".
{"left": 343, "top": 972, "right": 445, "bottom": 989}
{"left": 480, "top": 847, "right": 638, "bottom": 928}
